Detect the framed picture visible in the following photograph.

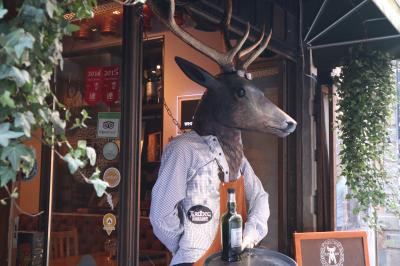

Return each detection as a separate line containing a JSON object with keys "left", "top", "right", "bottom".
{"left": 147, "top": 131, "right": 161, "bottom": 162}
{"left": 294, "top": 230, "right": 370, "bottom": 266}
{"left": 177, "top": 94, "right": 202, "bottom": 134}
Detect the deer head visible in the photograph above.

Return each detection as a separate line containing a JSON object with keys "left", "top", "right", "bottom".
{"left": 148, "top": 0, "right": 297, "bottom": 137}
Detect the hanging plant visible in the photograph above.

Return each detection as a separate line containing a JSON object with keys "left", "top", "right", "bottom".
{"left": 335, "top": 46, "right": 399, "bottom": 227}
{"left": 0, "top": 0, "right": 113, "bottom": 209}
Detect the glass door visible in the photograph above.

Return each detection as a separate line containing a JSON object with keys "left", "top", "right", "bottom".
{"left": 49, "top": 45, "right": 122, "bottom": 266}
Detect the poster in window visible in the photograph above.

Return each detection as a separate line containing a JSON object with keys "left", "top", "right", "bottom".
{"left": 84, "top": 67, "right": 103, "bottom": 106}
{"left": 103, "top": 66, "right": 120, "bottom": 105}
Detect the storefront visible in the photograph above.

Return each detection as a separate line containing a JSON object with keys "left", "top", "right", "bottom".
{"left": 3, "top": 1, "right": 400, "bottom": 266}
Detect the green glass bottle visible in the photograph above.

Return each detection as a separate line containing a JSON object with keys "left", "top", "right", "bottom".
{"left": 221, "top": 188, "right": 243, "bottom": 262}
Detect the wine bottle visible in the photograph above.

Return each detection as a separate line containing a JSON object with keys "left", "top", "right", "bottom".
{"left": 221, "top": 188, "right": 243, "bottom": 262}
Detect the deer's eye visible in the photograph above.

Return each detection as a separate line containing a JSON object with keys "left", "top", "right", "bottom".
{"left": 236, "top": 88, "right": 246, "bottom": 98}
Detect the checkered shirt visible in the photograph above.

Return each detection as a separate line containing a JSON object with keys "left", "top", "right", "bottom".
{"left": 149, "top": 131, "right": 270, "bottom": 265}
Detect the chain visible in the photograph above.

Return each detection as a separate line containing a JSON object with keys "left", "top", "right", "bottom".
{"left": 163, "top": 100, "right": 185, "bottom": 135}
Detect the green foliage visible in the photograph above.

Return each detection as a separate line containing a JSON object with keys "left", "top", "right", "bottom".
{"left": 335, "top": 46, "right": 399, "bottom": 227}
{"left": 0, "top": 0, "right": 109, "bottom": 199}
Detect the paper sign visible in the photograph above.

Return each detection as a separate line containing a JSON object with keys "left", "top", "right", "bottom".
{"left": 103, "top": 167, "right": 121, "bottom": 188}
{"left": 97, "top": 112, "right": 120, "bottom": 138}
{"left": 103, "top": 213, "right": 117, "bottom": 236}
{"left": 103, "top": 66, "right": 120, "bottom": 105}
{"left": 84, "top": 67, "right": 103, "bottom": 106}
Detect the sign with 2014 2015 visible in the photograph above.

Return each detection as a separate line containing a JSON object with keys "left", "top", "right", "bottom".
{"left": 97, "top": 112, "right": 120, "bottom": 138}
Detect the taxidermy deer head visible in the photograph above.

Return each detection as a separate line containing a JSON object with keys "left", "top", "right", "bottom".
{"left": 148, "top": 0, "right": 297, "bottom": 179}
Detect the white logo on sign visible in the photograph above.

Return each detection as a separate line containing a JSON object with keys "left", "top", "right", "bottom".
{"left": 320, "top": 239, "right": 344, "bottom": 266}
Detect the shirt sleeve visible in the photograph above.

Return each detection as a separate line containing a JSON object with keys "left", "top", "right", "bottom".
{"left": 149, "top": 140, "right": 189, "bottom": 253}
{"left": 241, "top": 157, "right": 270, "bottom": 244}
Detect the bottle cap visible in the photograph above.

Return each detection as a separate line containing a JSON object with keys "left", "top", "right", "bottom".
{"left": 228, "top": 188, "right": 235, "bottom": 194}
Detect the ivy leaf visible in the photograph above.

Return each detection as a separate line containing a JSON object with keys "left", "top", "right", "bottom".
{"left": 45, "top": 1, "right": 57, "bottom": 18}
{"left": 2, "top": 29, "right": 35, "bottom": 59}
{"left": 86, "top": 146, "right": 96, "bottom": 166}
{"left": 77, "top": 140, "right": 87, "bottom": 150}
{"left": 0, "top": 65, "right": 30, "bottom": 87}
{"left": 1, "top": 144, "right": 30, "bottom": 171}
{"left": 21, "top": 5, "right": 46, "bottom": 24}
{"left": 0, "top": 123, "right": 24, "bottom": 147}
{"left": 66, "top": 23, "right": 80, "bottom": 33}
{"left": 80, "top": 109, "right": 90, "bottom": 127}
{"left": 38, "top": 108, "right": 51, "bottom": 123}
{"left": 87, "top": 172, "right": 108, "bottom": 197}
{"left": 50, "top": 111, "right": 66, "bottom": 131}
{"left": 14, "top": 32, "right": 35, "bottom": 59}
{"left": 63, "top": 153, "right": 85, "bottom": 174}
{"left": 0, "top": 6, "right": 8, "bottom": 20}
{"left": 0, "top": 166, "right": 16, "bottom": 187}
{"left": 14, "top": 111, "right": 35, "bottom": 137}
{"left": 0, "top": 90, "right": 15, "bottom": 108}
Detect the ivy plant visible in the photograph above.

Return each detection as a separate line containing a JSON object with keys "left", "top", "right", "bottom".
{"left": 0, "top": 0, "right": 110, "bottom": 208}
{"left": 335, "top": 46, "right": 399, "bottom": 227}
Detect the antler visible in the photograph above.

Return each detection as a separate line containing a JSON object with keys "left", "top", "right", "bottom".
{"left": 148, "top": 0, "right": 249, "bottom": 72}
{"left": 238, "top": 29, "right": 272, "bottom": 70}
{"left": 148, "top": 0, "right": 272, "bottom": 72}
{"left": 219, "top": 0, "right": 272, "bottom": 71}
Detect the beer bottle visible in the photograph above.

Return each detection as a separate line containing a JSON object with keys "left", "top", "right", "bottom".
{"left": 221, "top": 188, "right": 242, "bottom": 262}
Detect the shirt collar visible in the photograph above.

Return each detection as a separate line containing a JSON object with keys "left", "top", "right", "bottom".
{"left": 200, "top": 134, "right": 230, "bottom": 182}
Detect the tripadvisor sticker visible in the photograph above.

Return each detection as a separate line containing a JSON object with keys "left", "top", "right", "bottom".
{"left": 103, "top": 167, "right": 121, "bottom": 188}
{"left": 103, "top": 213, "right": 116, "bottom": 236}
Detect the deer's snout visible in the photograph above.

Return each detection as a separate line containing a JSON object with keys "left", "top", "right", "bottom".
{"left": 285, "top": 120, "right": 297, "bottom": 133}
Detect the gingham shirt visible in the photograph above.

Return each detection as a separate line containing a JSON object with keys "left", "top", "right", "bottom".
{"left": 150, "top": 131, "right": 270, "bottom": 265}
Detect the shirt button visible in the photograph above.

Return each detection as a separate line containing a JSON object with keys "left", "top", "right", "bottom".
{"left": 213, "top": 138, "right": 217, "bottom": 141}
{"left": 225, "top": 171, "right": 228, "bottom": 174}
{"left": 219, "top": 153, "right": 222, "bottom": 156}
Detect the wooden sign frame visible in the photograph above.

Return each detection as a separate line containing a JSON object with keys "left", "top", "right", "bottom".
{"left": 294, "top": 231, "right": 370, "bottom": 266}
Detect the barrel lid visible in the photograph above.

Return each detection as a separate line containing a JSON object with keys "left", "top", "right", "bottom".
{"left": 205, "top": 248, "right": 297, "bottom": 266}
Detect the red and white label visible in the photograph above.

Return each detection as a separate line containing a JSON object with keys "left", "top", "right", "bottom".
{"left": 84, "top": 67, "right": 103, "bottom": 106}
{"left": 103, "top": 66, "right": 120, "bottom": 105}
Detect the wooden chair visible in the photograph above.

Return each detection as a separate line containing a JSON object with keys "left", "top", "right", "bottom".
{"left": 50, "top": 228, "right": 79, "bottom": 259}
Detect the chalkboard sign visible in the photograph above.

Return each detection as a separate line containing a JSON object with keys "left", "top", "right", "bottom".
{"left": 294, "top": 231, "right": 370, "bottom": 266}
{"left": 177, "top": 94, "right": 202, "bottom": 133}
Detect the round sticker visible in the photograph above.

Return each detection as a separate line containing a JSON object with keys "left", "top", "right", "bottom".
{"left": 103, "top": 142, "right": 119, "bottom": 160}
{"left": 103, "top": 167, "right": 121, "bottom": 188}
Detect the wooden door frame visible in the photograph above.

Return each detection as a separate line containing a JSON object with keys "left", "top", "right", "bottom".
{"left": 248, "top": 58, "right": 302, "bottom": 256}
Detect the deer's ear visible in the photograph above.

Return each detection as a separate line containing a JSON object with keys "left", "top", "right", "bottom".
{"left": 175, "top": 57, "right": 218, "bottom": 88}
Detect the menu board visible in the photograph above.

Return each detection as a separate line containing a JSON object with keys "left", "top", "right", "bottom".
{"left": 294, "top": 231, "right": 370, "bottom": 266}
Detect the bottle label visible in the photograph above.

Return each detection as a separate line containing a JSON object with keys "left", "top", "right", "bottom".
{"left": 228, "top": 193, "right": 235, "bottom": 203}
{"left": 230, "top": 228, "right": 242, "bottom": 248}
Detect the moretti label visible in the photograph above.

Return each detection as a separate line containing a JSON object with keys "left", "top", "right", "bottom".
{"left": 187, "top": 205, "right": 213, "bottom": 224}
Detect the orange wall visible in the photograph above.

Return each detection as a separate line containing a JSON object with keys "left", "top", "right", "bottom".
{"left": 149, "top": 28, "right": 223, "bottom": 148}
{"left": 18, "top": 130, "right": 42, "bottom": 214}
